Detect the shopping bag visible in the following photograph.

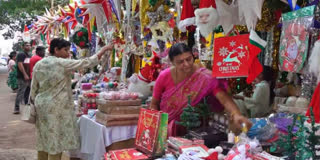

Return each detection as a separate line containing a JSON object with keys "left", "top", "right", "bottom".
{"left": 135, "top": 108, "right": 168, "bottom": 156}
{"left": 21, "top": 103, "right": 36, "bottom": 124}
{"left": 212, "top": 34, "right": 250, "bottom": 78}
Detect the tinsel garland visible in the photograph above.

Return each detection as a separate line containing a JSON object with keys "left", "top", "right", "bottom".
{"left": 299, "top": 28, "right": 320, "bottom": 98}
{"left": 300, "top": 73, "right": 316, "bottom": 99}
{"left": 255, "top": 1, "right": 275, "bottom": 32}
{"left": 89, "top": 32, "right": 97, "bottom": 56}
{"left": 264, "top": 27, "right": 274, "bottom": 67}
{"left": 272, "top": 27, "right": 281, "bottom": 70}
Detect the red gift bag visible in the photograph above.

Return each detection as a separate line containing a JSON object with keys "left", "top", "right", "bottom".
{"left": 212, "top": 34, "right": 250, "bottom": 78}
{"left": 135, "top": 108, "right": 168, "bottom": 156}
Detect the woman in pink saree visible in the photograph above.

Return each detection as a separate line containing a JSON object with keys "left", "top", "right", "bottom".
{"left": 150, "top": 43, "right": 251, "bottom": 136}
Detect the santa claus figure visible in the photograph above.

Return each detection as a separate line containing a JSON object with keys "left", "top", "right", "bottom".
{"left": 128, "top": 54, "right": 162, "bottom": 101}
{"left": 306, "top": 40, "right": 320, "bottom": 123}
{"left": 194, "top": 0, "right": 219, "bottom": 37}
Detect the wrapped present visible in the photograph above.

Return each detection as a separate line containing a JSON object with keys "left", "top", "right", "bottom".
{"left": 135, "top": 108, "right": 168, "bottom": 157}
{"left": 97, "top": 99, "right": 142, "bottom": 107}
{"left": 179, "top": 144, "right": 209, "bottom": 158}
{"left": 81, "top": 83, "right": 93, "bottom": 90}
{"left": 98, "top": 105, "right": 142, "bottom": 115}
{"left": 107, "top": 148, "right": 149, "bottom": 160}
{"left": 168, "top": 137, "right": 193, "bottom": 147}
{"left": 95, "top": 111, "right": 139, "bottom": 126}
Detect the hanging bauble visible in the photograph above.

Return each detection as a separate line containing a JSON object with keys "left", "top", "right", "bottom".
{"left": 108, "top": 82, "right": 114, "bottom": 88}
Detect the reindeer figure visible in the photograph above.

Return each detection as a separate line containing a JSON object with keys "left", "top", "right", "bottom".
{"left": 237, "top": 44, "right": 244, "bottom": 50}
{"left": 223, "top": 50, "right": 241, "bottom": 65}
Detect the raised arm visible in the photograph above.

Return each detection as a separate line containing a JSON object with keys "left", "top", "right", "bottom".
{"left": 60, "top": 45, "right": 113, "bottom": 72}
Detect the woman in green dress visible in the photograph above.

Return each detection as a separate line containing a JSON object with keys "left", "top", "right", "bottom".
{"left": 30, "top": 38, "right": 113, "bottom": 160}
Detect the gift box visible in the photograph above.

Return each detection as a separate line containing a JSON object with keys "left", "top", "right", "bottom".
{"left": 95, "top": 111, "right": 139, "bottom": 126}
{"left": 97, "top": 99, "right": 142, "bottom": 107}
{"left": 98, "top": 105, "right": 142, "bottom": 115}
{"left": 178, "top": 144, "right": 209, "bottom": 158}
{"left": 81, "top": 83, "right": 93, "bottom": 90}
{"left": 107, "top": 148, "right": 149, "bottom": 160}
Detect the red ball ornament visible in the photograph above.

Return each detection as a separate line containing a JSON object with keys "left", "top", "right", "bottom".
{"left": 113, "top": 82, "right": 118, "bottom": 88}
{"left": 79, "top": 41, "right": 85, "bottom": 47}
{"left": 77, "top": 31, "right": 83, "bottom": 37}
{"left": 168, "top": 18, "right": 175, "bottom": 28}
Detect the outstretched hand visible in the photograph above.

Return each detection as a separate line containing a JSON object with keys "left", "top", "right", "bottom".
{"left": 97, "top": 43, "right": 114, "bottom": 59}
{"left": 229, "top": 114, "right": 252, "bottom": 135}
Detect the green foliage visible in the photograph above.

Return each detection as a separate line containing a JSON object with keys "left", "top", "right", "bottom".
{"left": 176, "top": 96, "right": 201, "bottom": 130}
{"left": 272, "top": 109, "right": 320, "bottom": 159}
{"left": 0, "top": 0, "right": 68, "bottom": 39}
{"left": 306, "top": 107, "right": 320, "bottom": 158}
{"left": 176, "top": 96, "right": 213, "bottom": 130}
{"left": 272, "top": 115, "right": 297, "bottom": 158}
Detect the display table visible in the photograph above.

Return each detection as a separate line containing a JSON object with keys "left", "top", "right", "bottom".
{"left": 71, "top": 115, "right": 137, "bottom": 160}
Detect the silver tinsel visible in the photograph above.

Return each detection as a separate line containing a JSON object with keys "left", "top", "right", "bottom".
{"left": 300, "top": 73, "right": 316, "bottom": 99}
{"left": 299, "top": 28, "right": 320, "bottom": 98}
{"left": 264, "top": 27, "right": 274, "bottom": 67}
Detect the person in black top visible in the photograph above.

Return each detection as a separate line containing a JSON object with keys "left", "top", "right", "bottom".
{"left": 14, "top": 42, "right": 31, "bottom": 114}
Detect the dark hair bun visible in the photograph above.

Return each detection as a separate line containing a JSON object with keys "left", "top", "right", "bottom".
{"left": 168, "top": 43, "right": 192, "bottom": 61}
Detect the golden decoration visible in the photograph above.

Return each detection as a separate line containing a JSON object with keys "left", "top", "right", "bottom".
{"left": 272, "top": 28, "right": 281, "bottom": 70}
{"left": 255, "top": 1, "right": 275, "bottom": 32}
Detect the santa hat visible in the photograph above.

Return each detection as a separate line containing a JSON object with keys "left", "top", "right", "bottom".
{"left": 195, "top": 0, "right": 217, "bottom": 13}
{"left": 178, "top": 0, "right": 195, "bottom": 32}
{"left": 138, "top": 53, "right": 162, "bottom": 83}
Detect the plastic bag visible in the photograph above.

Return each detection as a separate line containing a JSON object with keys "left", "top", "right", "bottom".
{"left": 225, "top": 134, "right": 262, "bottom": 160}
{"left": 279, "top": 5, "right": 316, "bottom": 73}
{"left": 247, "top": 118, "right": 277, "bottom": 141}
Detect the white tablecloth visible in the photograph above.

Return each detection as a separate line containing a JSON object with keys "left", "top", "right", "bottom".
{"left": 72, "top": 115, "right": 137, "bottom": 160}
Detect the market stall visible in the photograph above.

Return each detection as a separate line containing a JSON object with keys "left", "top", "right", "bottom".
{"left": 21, "top": 0, "right": 320, "bottom": 159}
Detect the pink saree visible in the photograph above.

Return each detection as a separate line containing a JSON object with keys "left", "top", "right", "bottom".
{"left": 160, "top": 68, "right": 227, "bottom": 136}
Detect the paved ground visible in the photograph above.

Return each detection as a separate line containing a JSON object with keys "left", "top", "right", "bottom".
{"left": 0, "top": 72, "right": 37, "bottom": 159}
{"left": 0, "top": 69, "right": 77, "bottom": 160}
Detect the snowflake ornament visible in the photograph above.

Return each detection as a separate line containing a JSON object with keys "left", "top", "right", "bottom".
{"left": 230, "top": 41, "right": 236, "bottom": 47}
{"left": 219, "top": 47, "right": 229, "bottom": 56}
{"left": 238, "top": 51, "right": 246, "bottom": 58}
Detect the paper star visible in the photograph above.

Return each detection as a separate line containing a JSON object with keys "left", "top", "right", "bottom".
{"left": 238, "top": 0, "right": 264, "bottom": 30}
{"left": 81, "top": 2, "right": 108, "bottom": 34}
{"left": 238, "top": 51, "right": 246, "bottom": 58}
{"left": 230, "top": 41, "right": 236, "bottom": 47}
{"left": 216, "top": 0, "right": 244, "bottom": 34}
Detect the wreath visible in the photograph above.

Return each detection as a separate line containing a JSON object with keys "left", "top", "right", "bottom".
{"left": 71, "top": 28, "right": 89, "bottom": 49}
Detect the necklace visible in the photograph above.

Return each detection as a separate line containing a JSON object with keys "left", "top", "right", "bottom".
{"left": 174, "top": 66, "right": 195, "bottom": 86}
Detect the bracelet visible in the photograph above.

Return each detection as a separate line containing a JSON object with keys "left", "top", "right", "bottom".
{"left": 229, "top": 111, "right": 240, "bottom": 121}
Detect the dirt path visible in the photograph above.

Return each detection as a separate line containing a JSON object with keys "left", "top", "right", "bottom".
{"left": 0, "top": 73, "right": 37, "bottom": 159}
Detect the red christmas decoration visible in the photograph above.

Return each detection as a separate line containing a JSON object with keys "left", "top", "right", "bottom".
{"left": 79, "top": 41, "right": 85, "bottom": 47}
